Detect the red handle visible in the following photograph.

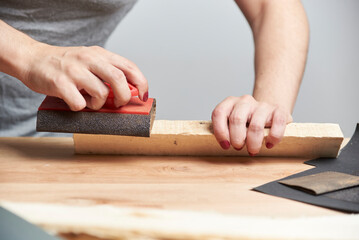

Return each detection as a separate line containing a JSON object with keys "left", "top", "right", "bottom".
{"left": 103, "top": 82, "right": 138, "bottom": 109}
{"left": 80, "top": 83, "right": 139, "bottom": 109}
{"left": 128, "top": 83, "right": 139, "bottom": 97}
{"left": 104, "top": 82, "right": 138, "bottom": 98}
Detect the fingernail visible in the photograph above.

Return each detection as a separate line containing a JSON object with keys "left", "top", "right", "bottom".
{"left": 143, "top": 92, "right": 149, "bottom": 102}
{"left": 234, "top": 147, "right": 243, "bottom": 151}
{"left": 220, "top": 140, "right": 230, "bottom": 150}
{"left": 266, "top": 143, "right": 274, "bottom": 149}
{"left": 248, "top": 152, "right": 256, "bottom": 157}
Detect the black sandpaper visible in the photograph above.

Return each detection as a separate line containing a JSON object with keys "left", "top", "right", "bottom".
{"left": 254, "top": 123, "right": 359, "bottom": 213}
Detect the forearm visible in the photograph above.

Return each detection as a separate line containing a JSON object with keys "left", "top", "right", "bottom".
{"left": 0, "top": 19, "right": 40, "bottom": 81}
{"left": 237, "top": 0, "right": 309, "bottom": 113}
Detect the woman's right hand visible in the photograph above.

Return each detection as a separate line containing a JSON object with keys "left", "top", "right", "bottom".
{"left": 22, "top": 43, "right": 148, "bottom": 111}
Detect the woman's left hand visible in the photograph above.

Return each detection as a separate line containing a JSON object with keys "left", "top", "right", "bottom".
{"left": 211, "top": 95, "right": 293, "bottom": 155}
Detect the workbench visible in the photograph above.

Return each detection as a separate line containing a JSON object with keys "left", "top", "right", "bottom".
{"left": 0, "top": 137, "right": 355, "bottom": 239}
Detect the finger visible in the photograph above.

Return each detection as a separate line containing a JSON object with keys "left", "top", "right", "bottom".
{"left": 93, "top": 47, "right": 149, "bottom": 102}
{"left": 266, "top": 108, "right": 288, "bottom": 149}
{"left": 246, "top": 105, "right": 273, "bottom": 156}
{"left": 89, "top": 62, "right": 131, "bottom": 107}
{"left": 228, "top": 102, "right": 251, "bottom": 150}
{"left": 58, "top": 82, "right": 86, "bottom": 111}
{"left": 212, "top": 97, "right": 236, "bottom": 150}
{"left": 115, "top": 59, "right": 148, "bottom": 102}
{"left": 75, "top": 70, "right": 110, "bottom": 110}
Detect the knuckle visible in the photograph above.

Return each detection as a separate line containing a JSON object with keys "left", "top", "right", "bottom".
{"left": 130, "top": 71, "right": 146, "bottom": 85}
{"left": 225, "top": 96, "right": 237, "bottom": 101}
{"left": 77, "top": 46, "right": 88, "bottom": 52}
{"left": 89, "top": 100, "right": 103, "bottom": 111}
{"left": 258, "top": 102, "right": 270, "bottom": 109}
{"left": 229, "top": 114, "right": 246, "bottom": 125}
{"left": 49, "top": 75, "right": 67, "bottom": 90}
{"left": 69, "top": 101, "right": 86, "bottom": 111}
{"left": 135, "top": 77, "right": 147, "bottom": 88}
{"left": 275, "top": 117, "right": 286, "bottom": 126}
{"left": 249, "top": 123, "right": 263, "bottom": 133}
{"left": 115, "top": 91, "right": 131, "bottom": 106}
{"left": 94, "top": 87, "right": 109, "bottom": 100}
{"left": 77, "top": 52, "right": 93, "bottom": 62}
{"left": 108, "top": 53, "right": 118, "bottom": 64}
{"left": 274, "top": 113, "right": 287, "bottom": 125}
{"left": 64, "top": 64, "right": 79, "bottom": 76}
{"left": 111, "top": 69, "right": 126, "bottom": 83}
{"left": 211, "top": 107, "right": 225, "bottom": 120}
{"left": 89, "top": 45, "right": 103, "bottom": 52}
{"left": 240, "top": 94, "right": 253, "bottom": 102}
{"left": 118, "top": 56, "right": 135, "bottom": 69}
{"left": 125, "top": 59, "right": 136, "bottom": 68}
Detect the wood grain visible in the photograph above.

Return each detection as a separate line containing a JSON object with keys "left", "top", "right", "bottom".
{"left": 74, "top": 121, "right": 344, "bottom": 157}
{"left": 3, "top": 202, "right": 358, "bottom": 240}
{"left": 0, "top": 137, "right": 339, "bottom": 216}
{"left": 0, "top": 137, "right": 348, "bottom": 239}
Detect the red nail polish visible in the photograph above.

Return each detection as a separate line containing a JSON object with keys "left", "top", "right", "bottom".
{"left": 249, "top": 152, "right": 256, "bottom": 157}
{"left": 266, "top": 143, "right": 274, "bottom": 149}
{"left": 234, "top": 147, "right": 243, "bottom": 151}
{"left": 220, "top": 140, "right": 230, "bottom": 150}
{"left": 143, "top": 92, "right": 149, "bottom": 102}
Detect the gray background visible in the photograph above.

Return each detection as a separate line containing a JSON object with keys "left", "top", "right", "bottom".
{"left": 106, "top": 0, "right": 359, "bottom": 137}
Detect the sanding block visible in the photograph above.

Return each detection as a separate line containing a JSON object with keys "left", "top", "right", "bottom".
{"left": 36, "top": 83, "right": 156, "bottom": 137}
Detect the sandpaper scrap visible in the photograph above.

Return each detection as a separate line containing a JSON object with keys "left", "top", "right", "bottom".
{"left": 279, "top": 171, "right": 359, "bottom": 195}
{"left": 254, "top": 123, "right": 359, "bottom": 213}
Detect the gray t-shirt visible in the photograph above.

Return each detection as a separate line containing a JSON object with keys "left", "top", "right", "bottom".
{"left": 0, "top": 0, "right": 137, "bottom": 136}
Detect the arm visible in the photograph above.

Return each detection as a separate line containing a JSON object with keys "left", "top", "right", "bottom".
{"left": 212, "top": 0, "right": 309, "bottom": 155}
{"left": 0, "top": 20, "right": 148, "bottom": 111}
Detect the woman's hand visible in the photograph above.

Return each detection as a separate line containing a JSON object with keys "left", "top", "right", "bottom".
{"left": 0, "top": 20, "right": 148, "bottom": 111}
{"left": 213, "top": 0, "right": 309, "bottom": 155}
{"left": 212, "top": 95, "right": 293, "bottom": 155}
{"left": 22, "top": 43, "right": 148, "bottom": 111}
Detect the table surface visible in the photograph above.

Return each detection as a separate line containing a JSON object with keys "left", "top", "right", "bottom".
{"left": 0, "top": 137, "right": 343, "bottom": 217}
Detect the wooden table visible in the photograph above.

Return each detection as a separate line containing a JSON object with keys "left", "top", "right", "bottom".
{"left": 0, "top": 137, "right": 341, "bottom": 219}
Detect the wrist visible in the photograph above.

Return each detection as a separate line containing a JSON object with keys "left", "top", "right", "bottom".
{"left": 11, "top": 38, "right": 46, "bottom": 84}
{"left": 18, "top": 40, "right": 49, "bottom": 84}
{"left": 0, "top": 20, "right": 43, "bottom": 83}
{"left": 253, "top": 92, "right": 293, "bottom": 115}
{"left": 253, "top": 78, "right": 297, "bottom": 114}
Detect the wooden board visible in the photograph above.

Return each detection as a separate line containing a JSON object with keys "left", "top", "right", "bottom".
{"left": 2, "top": 201, "right": 359, "bottom": 240}
{"left": 74, "top": 121, "right": 344, "bottom": 157}
{"left": 0, "top": 137, "right": 350, "bottom": 239}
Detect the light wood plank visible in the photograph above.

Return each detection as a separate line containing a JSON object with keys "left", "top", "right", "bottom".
{"left": 2, "top": 202, "right": 358, "bottom": 240}
{"left": 74, "top": 121, "right": 344, "bottom": 157}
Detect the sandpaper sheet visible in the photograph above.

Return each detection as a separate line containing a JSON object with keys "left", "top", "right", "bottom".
{"left": 254, "top": 123, "right": 359, "bottom": 213}
{"left": 279, "top": 171, "right": 359, "bottom": 195}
